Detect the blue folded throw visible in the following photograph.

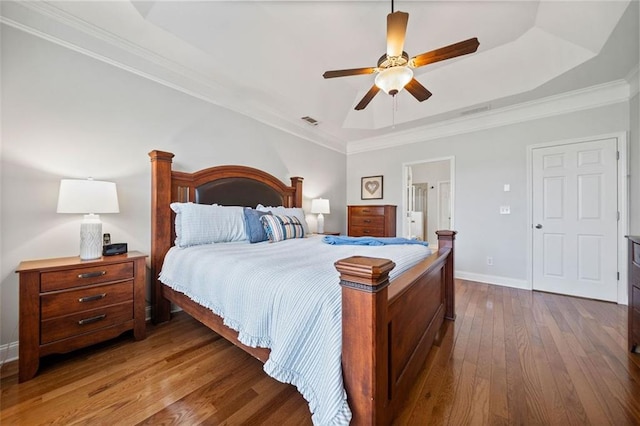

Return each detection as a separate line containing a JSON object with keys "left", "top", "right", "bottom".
{"left": 322, "top": 235, "right": 429, "bottom": 246}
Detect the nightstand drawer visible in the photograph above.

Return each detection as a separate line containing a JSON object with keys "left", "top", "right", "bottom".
{"left": 350, "top": 216, "right": 385, "bottom": 227}
{"left": 41, "top": 262, "right": 134, "bottom": 292}
{"left": 349, "top": 206, "right": 385, "bottom": 216}
{"left": 41, "top": 302, "right": 134, "bottom": 344}
{"left": 41, "top": 281, "right": 134, "bottom": 319}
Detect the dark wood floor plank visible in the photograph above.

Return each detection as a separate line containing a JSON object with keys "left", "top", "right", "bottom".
{"left": 3, "top": 281, "right": 640, "bottom": 426}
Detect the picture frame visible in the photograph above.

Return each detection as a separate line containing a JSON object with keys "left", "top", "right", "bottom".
{"left": 361, "top": 175, "right": 383, "bottom": 200}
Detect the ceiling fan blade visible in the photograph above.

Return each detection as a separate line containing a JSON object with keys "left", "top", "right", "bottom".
{"left": 323, "top": 67, "right": 377, "bottom": 79}
{"left": 387, "top": 11, "right": 409, "bottom": 58}
{"left": 411, "top": 37, "right": 480, "bottom": 68}
{"left": 354, "top": 85, "right": 380, "bottom": 110}
{"left": 405, "top": 78, "right": 432, "bottom": 102}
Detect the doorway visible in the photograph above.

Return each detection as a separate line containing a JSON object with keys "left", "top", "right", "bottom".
{"left": 529, "top": 135, "right": 628, "bottom": 302}
{"left": 403, "top": 158, "right": 454, "bottom": 247}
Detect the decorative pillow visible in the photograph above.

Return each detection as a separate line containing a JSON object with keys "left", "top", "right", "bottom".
{"left": 170, "top": 203, "right": 247, "bottom": 247}
{"left": 243, "top": 208, "right": 272, "bottom": 243}
{"left": 260, "top": 214, "right": 305, "bottom": 242}
{"left": 256, "top": 204, "right": 310, "bottom": 235}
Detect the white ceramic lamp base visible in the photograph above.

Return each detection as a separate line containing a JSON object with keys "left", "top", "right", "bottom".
{"left": 80, "top": 214, "right": 103, "bottom": 260}
{"left": 317, "top": 213, "right": 325, "bottom": 234}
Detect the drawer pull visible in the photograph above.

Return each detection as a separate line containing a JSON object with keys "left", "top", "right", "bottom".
{"left": 78, "top": 293, "right": 107, "bottom": 303}
{"left": 78, "top": 314, "right": 106, "bottom": 325}
{"left": 362, "top": 209, "right": 370, "bottom": 213}
{"left": 364, "top": 219, "right": 371, "bottom": 223}
{"left": 363, "top": 230, "right": 371, "bottom": 234}
{"left": 78, "top": 271, "right": 106, "bottom": 279}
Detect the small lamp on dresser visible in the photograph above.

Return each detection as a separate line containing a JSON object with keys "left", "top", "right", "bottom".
{"left": 57, "top": 178, "right": 119, "bottom": 260}
{"left": 311, "top": 198, "right": 330, "bottom": 234}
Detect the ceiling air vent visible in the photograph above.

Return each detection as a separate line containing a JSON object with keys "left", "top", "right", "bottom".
{"left": 301, "top": 116, "right": 319, "bottom": 126}
{"left": 460, "top": 105, "right": 491, "bottom": 116}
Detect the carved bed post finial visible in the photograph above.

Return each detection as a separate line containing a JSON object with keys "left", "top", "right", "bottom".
{"left": 149, "top": 150, "right": 174, "bottom": 323}
{"left": 436, "top": 230, "right": 457, "bottom": 320}
{"left": 335, "top": 256, "right": 396, "bottom": 425}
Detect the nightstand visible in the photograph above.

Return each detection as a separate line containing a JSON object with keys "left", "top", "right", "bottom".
{"left": 16, "top": 251, "right": 147, "bottom": 382}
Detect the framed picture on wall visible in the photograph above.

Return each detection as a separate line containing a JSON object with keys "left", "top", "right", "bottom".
{"left": 361, "top": 175, "right": 383, "bottom": 200}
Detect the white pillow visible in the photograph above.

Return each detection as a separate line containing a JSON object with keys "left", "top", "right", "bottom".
{"left": 170, "top": 203, "right": 247, "bottom": 247}
{"left": 256, "top": 204, "right": 310, "bottom": 235}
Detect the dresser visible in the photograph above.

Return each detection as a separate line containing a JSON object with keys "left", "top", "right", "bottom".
{"left": 348, "top": 205, "right": 397, "bottom": 237}
{"left": 628, "top": 236, "right": 640, "bottom": 353}
{"left": 16, "top": 251, "right": 147, "bottom": 382}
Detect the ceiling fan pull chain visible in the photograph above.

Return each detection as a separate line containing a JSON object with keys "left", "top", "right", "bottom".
{"left": 392, "top": 95, "right": 397, "bottom": 128}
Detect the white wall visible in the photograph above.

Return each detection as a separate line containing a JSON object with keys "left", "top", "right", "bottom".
{"left": 347, "top": 102, "right": 632, "bottom": 288}
{"left": 0, "top": 26, "right": 347, "bottom": 350}
{"left": 631, "top": 92, "right": 640, "bottom": 235}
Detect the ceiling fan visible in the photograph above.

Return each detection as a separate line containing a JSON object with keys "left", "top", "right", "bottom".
{"left": 322, "top": 1, "right": 480, "bottom": 110}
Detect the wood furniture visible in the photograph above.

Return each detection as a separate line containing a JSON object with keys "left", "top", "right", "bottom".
{"left": 149, "top": 150, "right": 456, "bottom": 424}
{"left": 348, "top": 204, "right": 397, "bottom": 237}
{"left": 16, "top": 251, "right": 147, "bottom": 382}
{"left": 628, "top": 236, "right": 640, "bottom": 352}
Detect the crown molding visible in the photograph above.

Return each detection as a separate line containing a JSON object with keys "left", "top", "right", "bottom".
{"left": 346, "top": 79, "right": 631, "bottom": 154}
{"left": 0, "top": 1, "right": 348, "bottom": 154}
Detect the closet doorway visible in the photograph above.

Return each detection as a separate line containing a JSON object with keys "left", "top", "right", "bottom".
{"left": 403, "top": 157, "right": 454, "bottom": 247}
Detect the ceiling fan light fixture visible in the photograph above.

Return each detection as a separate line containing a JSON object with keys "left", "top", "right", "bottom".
{"left": 375, "top": 66, "right": 413, "bottom": 95}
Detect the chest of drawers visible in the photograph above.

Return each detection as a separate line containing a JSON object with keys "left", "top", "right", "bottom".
{"left": 16, "top": 251, "right": 147, "bottom": 382}
{"left": 348, "top": 205, "right": 397, "bottom": 237}
{"left": 628, "top": 236, "right": 640, "bottom": 352}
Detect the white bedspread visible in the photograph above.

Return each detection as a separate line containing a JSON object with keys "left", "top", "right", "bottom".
{"left": 159, "top": 236, "right": 431, "bottom": 425}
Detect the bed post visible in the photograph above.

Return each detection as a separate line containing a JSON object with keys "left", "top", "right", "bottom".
{"left": 290, "top": 176, "right": 303, "bottom": 207}
{"left": 149, "top": 150, "right": 174, "bottom": 324}
{"left": 436, "top": 230, "right": 457, "bottom": 320}
{"left": 335, "top": 256, "right": 396, "bottom": 425}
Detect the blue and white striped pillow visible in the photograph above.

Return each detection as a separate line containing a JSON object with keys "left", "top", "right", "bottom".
{"left": 260, "top": 214, "right": 305, "bottom": 242}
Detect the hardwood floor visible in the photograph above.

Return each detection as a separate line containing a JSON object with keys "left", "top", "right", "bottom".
{"left": 2, "top": 280, "right": 640, "bottom": 425}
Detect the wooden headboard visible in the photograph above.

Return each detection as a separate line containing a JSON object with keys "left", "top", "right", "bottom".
{"left": 149, "top": 150, "right": 303, "bottom": 322}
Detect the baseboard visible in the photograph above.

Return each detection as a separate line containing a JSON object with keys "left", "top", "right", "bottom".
{"left": 456, "top": 271, "right": 530, "bottom": 290}
{"left": 0, "top": 341, "right": 19, "bottom": 365}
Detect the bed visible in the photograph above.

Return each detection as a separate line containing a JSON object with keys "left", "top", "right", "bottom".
{"left": 149, "top": 150, "right": 456, "bottom": 425}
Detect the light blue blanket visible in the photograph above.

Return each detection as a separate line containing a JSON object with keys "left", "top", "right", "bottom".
{"left": 322, "top": 235, "right": 429, "bottom": 247}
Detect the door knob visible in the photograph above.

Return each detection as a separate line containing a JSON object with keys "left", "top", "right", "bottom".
{"left": 535, "top": 224, "right": 543, "bottom": 229}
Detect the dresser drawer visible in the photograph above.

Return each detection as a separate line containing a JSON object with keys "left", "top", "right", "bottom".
{"left": 350, "top": 226, "right": 385, "bottom": 237}
{"left": 634, "top": 242, "right": 640, "bottom": 267}
{"left": 40, "top": 302, "right": 134, "bottom": 344}
{"left": 350, "top": 216, "right": 385, "bottom": 227}
{"left": 350, "top": 206, "right": 385, "bottom": 216}
{"left": 41, "top": 281, "right": 134, "bottom": 319}
{"left": 41, "top": 262, "right": 134, "bottom": 292}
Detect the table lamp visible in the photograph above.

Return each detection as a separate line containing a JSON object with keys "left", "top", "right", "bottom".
{"left": 311, "top": 198, "right": 330, "bottom": 234}
{"left": 57, "top": 178, "right": 120, "bottom": 260}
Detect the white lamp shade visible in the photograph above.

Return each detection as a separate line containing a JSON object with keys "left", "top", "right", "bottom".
{"left": 375, "top": 66, "right": 414, "bottom": 95}
{"left": 311, "top": 198, "right": 330, "bottom": 214}
{"left": 57, "top": 179, "right": 120, "bottom": 214}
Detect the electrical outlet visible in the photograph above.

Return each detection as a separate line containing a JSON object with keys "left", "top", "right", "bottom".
{"left": 500, "top": 205, "right": 511, "bottom": 215}
{"left": 487, "top": 256, "right": 493, "bottom": 266}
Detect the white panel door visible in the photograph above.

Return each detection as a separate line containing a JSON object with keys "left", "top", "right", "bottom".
{"left": 532, "top": 138, "right": 618, "bottom": 301}
{"left": 438, "top": 181, "right": 451, "bottom": 230}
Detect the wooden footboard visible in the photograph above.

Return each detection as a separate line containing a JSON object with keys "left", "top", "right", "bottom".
{"left": 335, "top": 231, "right": 456, "bottom": 424}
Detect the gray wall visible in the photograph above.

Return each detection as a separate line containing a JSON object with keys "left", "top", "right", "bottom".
{"left": 631, "top": 92, "right": 640, "bottom": 235}
{"left": 0, "top": 26, "right": 347, "bottom": 350}
{"left": 347, "top": 102, "right": 633, "bottom": 288}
